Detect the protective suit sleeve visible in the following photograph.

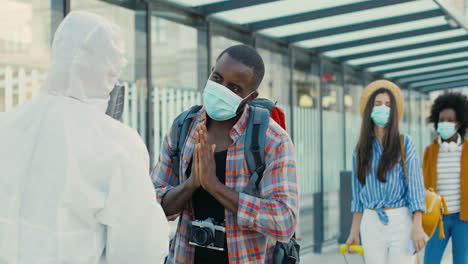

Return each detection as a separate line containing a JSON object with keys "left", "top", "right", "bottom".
{"left": 97, "top": 139, "right": 170, "bottom": 264}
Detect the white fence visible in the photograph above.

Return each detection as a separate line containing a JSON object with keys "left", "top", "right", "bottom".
{"left": 152, "top": 87, "right": 202, "bottom": 160}
{"left": 0, "top": 66, "right": 46, "bottom": 112}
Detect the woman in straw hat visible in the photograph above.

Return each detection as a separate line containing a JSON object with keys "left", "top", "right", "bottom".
{"left": 346, "top": 80, "right": 427, "bottom": 263}
{"left": 423, "top": 92, "right": 468, "bottom": 264}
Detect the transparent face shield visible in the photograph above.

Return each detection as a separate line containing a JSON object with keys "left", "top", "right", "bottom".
{"left": 105, "top": 83, "right": 125, "bottom": 121}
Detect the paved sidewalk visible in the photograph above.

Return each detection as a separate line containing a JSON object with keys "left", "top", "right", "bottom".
{"left": 301, "top": 242, "right": 453, "bottom": 264}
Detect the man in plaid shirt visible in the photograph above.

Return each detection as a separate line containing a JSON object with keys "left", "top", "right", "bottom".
{"left": 152, "top": 45, "right": 298, "bottom": 264}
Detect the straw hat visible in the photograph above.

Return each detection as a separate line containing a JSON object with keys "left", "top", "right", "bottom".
{"left": 360, "top": 80, "right": 405, "bottom": 121}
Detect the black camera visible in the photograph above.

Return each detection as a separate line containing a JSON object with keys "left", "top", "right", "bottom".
{"left": 189, "top": 218, "right": 226, "bottom": 251}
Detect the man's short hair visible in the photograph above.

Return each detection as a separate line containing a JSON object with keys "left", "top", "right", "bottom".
{"left": 216, "top": 45, "right": 265, "bottom": 88}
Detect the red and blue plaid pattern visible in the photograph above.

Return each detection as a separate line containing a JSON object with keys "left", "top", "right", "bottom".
{"left": 151, "top": 106, "right": 298, "bottom": 264}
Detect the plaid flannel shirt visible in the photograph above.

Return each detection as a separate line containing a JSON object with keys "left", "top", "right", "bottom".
{"left": 151, "top": 106, "right": 298, "bottom": 264}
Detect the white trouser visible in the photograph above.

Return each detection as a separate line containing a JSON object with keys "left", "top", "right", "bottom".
{"left": 360, "top": 207, "right": 416, "bottom": 264}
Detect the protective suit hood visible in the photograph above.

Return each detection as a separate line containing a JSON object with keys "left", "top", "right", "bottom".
{"left": 43, "top": 11, "right": 127, "bottom": 112}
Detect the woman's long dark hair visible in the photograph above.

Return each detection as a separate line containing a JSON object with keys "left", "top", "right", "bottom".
{"left": 356, "top": 88, "right": 401, "bottom": 185}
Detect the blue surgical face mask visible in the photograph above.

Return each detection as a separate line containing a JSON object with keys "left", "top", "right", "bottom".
{"left": 203, "top": 79, "right": 253, "bottom": 121}
{"left": 437, "top": 122, "right": 457, "bottom": 140}
{"left": 371, "top": 105, "right": 391, "bottom": 128}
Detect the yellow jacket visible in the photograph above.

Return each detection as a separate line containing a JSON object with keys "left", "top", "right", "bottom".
{"left": 423, "top": 138, "right": 468, "bottom": 221}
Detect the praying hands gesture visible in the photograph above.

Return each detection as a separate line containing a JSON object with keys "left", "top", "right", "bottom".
{"left": 192, "top": 124, "right": 219, "bottom": 192}
{"left": 191, "top": 123, "right": 240, "bottom": 214}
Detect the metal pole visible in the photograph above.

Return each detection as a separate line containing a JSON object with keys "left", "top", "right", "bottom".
{"left": 206, "top": 21, "right": 213, "bottom": 82}
{"left": 408, "top": 86, "right": 412, "bottom": 134}
{"left": 64, "top": 0, "right": 70, "bottom": 15}
{"left": 289, "top": 47, "right": 295, "bottom": 140}
{"left": 314, "top": 56, "right": 325, "bottom": 253}
{"left": 341, "top": 66, "right": 347, "bottom": 170}
{"left": 146, "top": 0, "right": 154, "bottom": 164}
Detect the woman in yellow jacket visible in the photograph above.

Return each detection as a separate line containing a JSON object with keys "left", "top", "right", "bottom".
{"left": 423, "top": 92, "right": 468, "bottom": 264}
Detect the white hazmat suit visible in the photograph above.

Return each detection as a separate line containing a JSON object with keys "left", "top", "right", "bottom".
{"left": 0, "top": 11, "right": 169, "bottom": 264}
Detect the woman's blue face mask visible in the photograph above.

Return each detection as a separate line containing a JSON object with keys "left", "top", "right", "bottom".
{"left": 437, "top": 122, "right": 457, "bottom": 140}
{"left": 371, "top": 105, "right": 391, "bottom": 128}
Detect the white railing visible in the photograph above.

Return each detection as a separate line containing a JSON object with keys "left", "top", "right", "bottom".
{"left": 152, "top": 87, "right": 202, "bottom": 161}
{"left": 0, "top": 66, "right": 46, "bottom": 112}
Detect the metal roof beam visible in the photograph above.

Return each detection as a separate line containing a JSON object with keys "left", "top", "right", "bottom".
{"left": 337, "top": 35, "right": 468, "bottom": 61}
{"left": 316, "top": 25, "right": 452, "bottom": 53}
{"left": 359, "top": 46, "right": 468, "bottom": 68}
{"left": 284, "top": 9, "right": 443, "bottom": 43}
{"left": 247, "top": 0, "right": 411, "bottom": 31}
{"left": 411, "top": 74, "right": 468, "bottom": 88}
{"left": 393, "top": 65, "right": 468, "bottom": 80}
{"left": 407, "top": 72, "right": 468, "bottom": 85}
{"left": 398, "top": 68, "right": 468, "bottom": 83}
{"left": 198, "top": 0, "right": 280, "bottom": 15}
{"left": 375, "top": 56, "right": 468, "bottom": 74}
{"left": 421, "top": 79, "right": 468, "bottom": 92}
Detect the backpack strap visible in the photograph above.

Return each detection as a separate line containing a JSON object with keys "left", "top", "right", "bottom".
{"left": 399, "top": 134, "right": 408, "bottom": 183}
{"left": 169, "top": 105, "right": 202, "bottom": 178}
{"left": 244, "top": 106, "right": 270, "bottom": 191}
{"left": 249, "top": 98, "right": 276, "bottom": 112}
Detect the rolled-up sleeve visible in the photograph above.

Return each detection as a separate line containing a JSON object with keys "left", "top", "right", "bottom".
{"left": 237, "top": 131, "right": 298, "bottom": 242}
{"left": 404, "top": 135, "right": 426, "bottom": 214}
{"left": 351, "top": 151, "right": 364, "bottom": 213}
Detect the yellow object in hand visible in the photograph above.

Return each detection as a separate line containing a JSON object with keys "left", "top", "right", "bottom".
{"left": 340, "top": 244, "right": 364, "bottom": 256}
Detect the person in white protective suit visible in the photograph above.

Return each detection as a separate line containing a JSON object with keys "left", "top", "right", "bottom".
{"left": 0, "top": 11, "right": 169, "bottom": 264}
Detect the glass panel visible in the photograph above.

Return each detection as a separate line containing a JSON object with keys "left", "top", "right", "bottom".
{"left": 0, "top": 0, "right": 61, "bottom": 112}
{"left": 324, "top": 29, "right": 466, "bottom": 58}
{"left": 151, "top": 16, "right": 200, "bottom": 164}
{"left": 410, "top": 91, "right": 423, "bottom": 157}
{"left": 257, "top": 48, "right": 291, "bottom": 106}
{"left": 260, "top": 1, "right": 438, "bottom": 38}
{"left": 344, "top": 72, "right": 363, "bottom": 170}
{"left": 385, "top": 60, "right": 468, "bottom": 78}
{"left": 210, "top": 35, "right": 243, "bottom": 68}
{"left": 292, "top": 52, "right": 320, "bottom": 249}
{"left": 368, "top": 50, "right": 468, "bottom": 72}
{"left": 400, "top": 89, "right": 410, "bottom": 134}
{"left": 152, "top": 17, "right": 198, "bottom": 91}
{"left": 422, "top": 93, "right": 435, "bottom": 148}
{"left": 297, "top": 17, "right": 446, "bottom": 48}
{"left": 213, "top": 0, "right": 367, "bottom": 25}
{"left": 71, "top": 0, "right": 148, "bottom": 140}
{"left": 322, "top": 63, "right": 344, "bottom": 242}
{"left": 349, "top": 40, "right": 468, "bottom": 66}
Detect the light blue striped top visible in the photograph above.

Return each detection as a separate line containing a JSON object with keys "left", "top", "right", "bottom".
{"left": 351, "top": 135, "right": 426, "bottom": 224}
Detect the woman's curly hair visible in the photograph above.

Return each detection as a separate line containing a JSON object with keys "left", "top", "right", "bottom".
{"left": 429, "top": 92, "right": 468, "bottom": 137}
